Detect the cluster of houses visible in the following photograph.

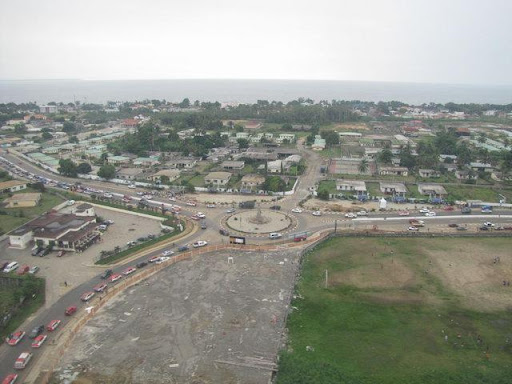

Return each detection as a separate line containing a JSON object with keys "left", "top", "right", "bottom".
{"left": 335, "top": 179, "right": 448, "bottom": 203}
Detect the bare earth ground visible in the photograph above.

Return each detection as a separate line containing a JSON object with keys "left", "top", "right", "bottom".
{"left": 326, "top": 238, "right": 512, "bottom": 311}
{"left": 303, "top": 197, "right": 424, "bottom": 213}
{"left": 52, "top": 248, "right": 301, "bottom": 384}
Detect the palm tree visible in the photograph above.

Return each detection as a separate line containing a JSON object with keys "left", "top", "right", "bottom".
{"left": 359, "top": 159, "right": 369, "bottom": 174}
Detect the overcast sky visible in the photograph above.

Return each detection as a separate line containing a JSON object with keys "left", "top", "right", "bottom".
{"left": 1, "top": 0, "right": 511, "bottom": 85}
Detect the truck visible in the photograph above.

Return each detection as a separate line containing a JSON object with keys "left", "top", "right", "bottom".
{"left": 14, "top": 352, "right": 32, "bottom": 369}
{"left": 409, "top": 219, "right": 425, "bottom": 227}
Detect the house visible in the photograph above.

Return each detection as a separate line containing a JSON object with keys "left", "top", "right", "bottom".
{"left": 379, "top": 166, "right": 409, "bottom": 177}
{"left": 107, "top": 155, "right": 131, "bottom": 165}
{"left": 73, "top": 203, "right": 95, "bottom": 217}
{"left": 418, "top": 169, "right": 440, "bottom": 178}
{"left": 166, "top": 158, "right": 197, "bottom": 169}
{"left": 116, "top": 168, "right": 144, "bottom": 180}
{"left": 240, "top": 148, "right": 278, "bottom": 161}
{"left": 470, "top": 162, "right": 493, "bottom": 173}
{"left": 39, "top": 105, "right": 58, "bottom": 114}
{"left": 221, "top": 161, "right": 245, "bottom": 170}
{"left": 336, "top": 180, "right": 367, "bottom": 196}
{"left": 328, "top": 157, "right": 375, "bottom": 175}
{"left": 0, "top": 180, "right": 28, "bottom": 193}
{"left": 204, "top": 171, "right": 232, "bottom": 186}
{"left": 455, "top": 170, "right": 478, "bottom": 180}
{"left": 267, "top": 160, "right": 284, "bottom": 173}
{"left": 380, "top": 182, "right": 407, "bottom": 197}
{"left": 241, "top": 174, "right": 265, "bottom": 191}
{"left": 275, "top": 133, "right": 296, "bottom": 144}
{"left": 3, "top": 193, "right": 41, "bottom": 208}
{"left": 133, "top": 157, "right": 160, "bottom": 167}
{"left": 418, "top": 183, "right": 447, "bottom": 200}
{"left": 312, "top": 136, "right": 326, "bottom": 151}
{"left": 244, "top": 120, "right": 263, "bottom": 130}
{"left": 235, "top": 132, "right": 250, "bottom": 140}
{"left": 122, "top": 119, "right": 139, "bottom": 128}
{"left": 148, "top": 169, "right": 181, "bottom": 183}
{"left": 8, "top": 212, "right": 99, "bottom": 251}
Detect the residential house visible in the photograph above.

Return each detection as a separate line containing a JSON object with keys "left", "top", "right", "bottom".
{"left": 166, "top": 158, "right": 197, "bottom": 170}
{"left": 275, "top": 133, "right": 296, "bottom": 144}
{"left": 122, "top": 119, "right": 139, "bottom": 128}
{"left": 204, "top": 171, "right": 232, "bottom": 186}
{"left": 455, "top": 170, "right": 478, "bottom": 180}
{"left": 418, "top": 169, "right": 440, "bottom": 178}
{"left": 244, "top": 120, "right": 263, "bottom": 130}
{"left": 116, "top": 168, "right": 145, "bottom": 181}
{"left": 39, "top": 105, "right": 58, "bottom": 114}
{"left": 336, "top": 180, "right": 367, "bottom": 196}
{"left": 379, "top": 182, "right": 408, "bottom": 198}
{"left": 291, "top": 124, "right": 312, "bottom": 131}
{"left": 107, "top": 155, "right": 131, "bottom": 165}
{"left": 267, "top": 160, "right": 284, "bottom": 173}
{"left": 241, "top": 174, "right": 265, "bottom": 191}
{"left": 133, "top": 157, "right": 160, "bottom": 167}
{"left": 0, "top": 180, "right": 28, "bottom": 193}
{"left": 328, "top": 157, "right": 375, "bottom": 176}
{"left": 312, "top": 136, "right": 326, "bottom": 151}
{"left": 148, "top": 169, "right": 181, "bottom": 183}
{"left": 3, "top": 193, "right": 41, "bottom": 208}
{"left": 221, "top": 161, "right": 245, "bottom": 170}
{"left": 470, "top": 162, "right": 493, "bottom": 173}
{"left": 417, "top": 183, "right": 447, "bottom": 201}
{"left": 379, "top": 166, "right": 409, "bottom": 177}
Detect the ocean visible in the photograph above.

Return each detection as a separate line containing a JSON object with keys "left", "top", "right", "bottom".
{"left": 0, "top": 79, "right": 511, "bottom": 106}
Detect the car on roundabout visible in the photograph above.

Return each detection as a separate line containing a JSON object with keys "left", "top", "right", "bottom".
{"left": 312, "top": 211, "right": 322, "bottom": 216}
{"left": 269, "top": 232, "right": 282, "bottom": 239}
{"left": 108, "top": 273, "right": 122, "bottom": 283}
{"left": 7, "top": 331, "right": 25, "bottom": 346}
{"left": 123, "top": 266, "right": 137, "bottom": 275}
{"left": 31, "top": 334, "right": 47, "bottom": 348}
{"left": 156, "top": 256, "right": 170, "bottom": 264}
{"left": 46, "top": 320, "right": 61, "bottom": 332}
{"left": 93, "top": 282, "right": 108, "bottom": 292}
{"left": 65, "top": 306, "right": 77, "bottom": 316}
{"left": 425, "top": 211, "right": 436, "bottom": 217}
{"left": 419, "top": 207, "right": 430, "bottom": 213}
{"left": 193, "top": 240, "right": 208, "bottom": 248}
{"left": 291, "top": 207, "right": 303, "bottom": 213}
{"left": 345, "top": 212, "right": 357, "bottom": 218}
{"left": 80, "top": 291, "right": 95, "bottom": 302}
{"left": 2, "top": 374, "right": 18, "bottom": 384}
{"left": 162, "top": 250, "right": 174, "bottom": 257}
{"left": 225, "top": 208, "right": 236, "bottom": 213}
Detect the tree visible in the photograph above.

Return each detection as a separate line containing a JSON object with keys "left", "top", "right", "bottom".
{"left": 378, "top": 148, "right": 393, "bottom": 165}
{"left": 456, "top": 141, "right": 472, "bottom": 169}
{"left": 358, "top": 159, "right": 369, "bottom": 174}
{"left": 317, "top": 189, "right": 330, "bottom": 200}
{"left": 42, "top": 131, "right": 53, "bottom": 140}
{"left": 69, "top": 135, "right": 79, "bottom": 144}
{"left": 97, "top": 164, "right": 116, "bottom": 179}
{"left": 62, "top": 121, "right": 76, "bottom": 133}
{"left": 262, "top": 176, "right": 286, "bottom": 192}
{"left": 160, "top": 175, "right": 170, "bottom": 185}
{"left": 321, "top": 131, "right": 340, "bottom": 147}
{"left": 14, "top": 123, "right": 27, "bottom": 134}
{"left": 399, "top": 144, "right": 416, "bottom": 169}
{"left": 58, "top": 159, "right": 77, "bottom": 177}
{"left": 237, "top": 138, "right": 249, "bottom": 149}
{"left": 282, "top": 123, "right": 293, "bottom": 130}
{"left": 77, "top": 162, "right": 92, "bottom": 174}
{"left": 179, "top": 98, "right": 190, "bottom": 108}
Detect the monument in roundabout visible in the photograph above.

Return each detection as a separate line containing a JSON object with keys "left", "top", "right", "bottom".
{"left": 224, "top": 204, "right": 294, "bottom": 235}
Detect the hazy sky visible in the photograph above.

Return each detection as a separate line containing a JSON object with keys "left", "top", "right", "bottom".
{"left": 1, "top": 0, "right": 511, "bottom": 85}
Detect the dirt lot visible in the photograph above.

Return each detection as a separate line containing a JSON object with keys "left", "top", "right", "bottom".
{"left": 53, "top": 248, "right": 301, "bottom": 384}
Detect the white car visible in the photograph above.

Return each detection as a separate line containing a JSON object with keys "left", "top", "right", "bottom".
{"left": 291, "top": 207, "right": 303, "bottom": 213}
{"left": 196, "top": 212, "right": 206, "bottom": 218}
{"left": 425, "top": 211, "right": 436, "bottom": 217}
{"left": 312, "top": 211, "right": 322, "bottom": 216}
{"left": 104, "top": 193, "right": 113, "bottom": 198}
{"left": 156, "top": 256, "right": 170, "bottom": 264}
{"left": 482, "top": 222, "right": 494, "bottom": 227}
{"left": 345, "top": 212, "right": 357, "bottom": 218}
{"left": 226, "top": 208, "right": 236, "bottom": 213}
{"left": 357, "top": 211, "right": 368, "bottom": 216}
{"left": 408, "top": 226, "right": 419, "bottom": 231}
{"left": 206, "top": 204, "right": 216, "bottom": 208}
{"left": 269, "top": 232, "right": 282, "bottom": 239}
{"left": 419, "top": 207, "right": 430, "bottom": 213}
{"left": 128, "top": 184, "right": 136, "bottom": 189}
{"left": 193, "top": 240, "right": 208, "bottom": 248}
{"left": 162, "top": 250, "right": 174, "bottom": 256}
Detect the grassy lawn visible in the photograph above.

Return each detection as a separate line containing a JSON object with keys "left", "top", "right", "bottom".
{"left": 277, "top": 237, "right": 512, "bottom": 384}
{"left": 318, "top": 180, "right": 337, "bottom": 195}
{"left": 444, "top": 185, "right": 512, "bottom": 202}
{"left": 0, "top": 189, "right": 64, "bottom": 234}
{"left": 318, "top": 148, "right": 343, "bottom": 158}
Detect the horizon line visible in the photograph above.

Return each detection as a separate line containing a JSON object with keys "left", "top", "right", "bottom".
{"left": 1, "top": 78, "right": 511, "bottom": 88}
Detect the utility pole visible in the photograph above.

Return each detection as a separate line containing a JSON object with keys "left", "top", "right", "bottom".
{"left": 325, "top": 269, "right": 328, "bottom": 289}
{"left": 334, "top": 219, "right": 337, "bottom": 233}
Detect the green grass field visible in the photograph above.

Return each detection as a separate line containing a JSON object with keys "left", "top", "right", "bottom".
{"left": 277, "top": 237, "right": 512, "bottom": 384}
{"left": 0, "top": 189, "right": 64, "bottom": 234}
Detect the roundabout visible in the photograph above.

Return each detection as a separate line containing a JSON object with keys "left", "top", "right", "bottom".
{"left": 224, "top": 208, "right": 295, "bottom": 234}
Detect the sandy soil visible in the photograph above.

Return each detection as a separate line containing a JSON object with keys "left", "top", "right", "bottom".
{"left": 53, "top": 248, "right": 301, "bottom": 384}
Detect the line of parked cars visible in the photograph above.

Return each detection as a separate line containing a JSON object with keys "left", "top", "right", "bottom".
{"left": 1, "top": 261, "right": 39, "bottom": 275}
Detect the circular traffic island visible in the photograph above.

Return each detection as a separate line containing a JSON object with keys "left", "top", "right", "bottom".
{"left": 225, "top": 209, "right": 294, "bottom": 234}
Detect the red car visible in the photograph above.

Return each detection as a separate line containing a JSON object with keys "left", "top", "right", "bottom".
{"left": 108, "top": 273, "right": 122, "bottom": 283}
{"left": 123, "top": 266, "right": 136, "bottom": 275}
{"left": 6, "top": 331, "right": 25, "bottom": 346}
{"left": 93, "top": 282, "right": 108, "bottom": 292}
{"left": 16, "top": 265, "right": 30, "bottom": 276}
{"left": 444, "top": 206, "right": 455, "bottom": 211}
{"left": 46, "top": 320, "right": 61, "bottom": 332}
{"left": 148, "top": 255, "right": 161, "bottom": 263}
{"left": 2, "top": 374, "right": 18, "bottom": 384}
{"left": 65, "top": 306, "right": 77, "bottom": 316}
{"left": 398, "top": 211, "right": 410, "bottom": 216}
{"left": 31, "top": 334, "right": 47, "bottom": 348}
{"left": 80, "top": 291, "right": 95, "bottom": 302}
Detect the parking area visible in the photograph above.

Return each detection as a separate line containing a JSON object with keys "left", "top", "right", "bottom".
{"left": 53, "top": 248, "right": 301, "bottom": 384}
{"left": 0, "top": 204, "right": 164, "bottom": 308}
